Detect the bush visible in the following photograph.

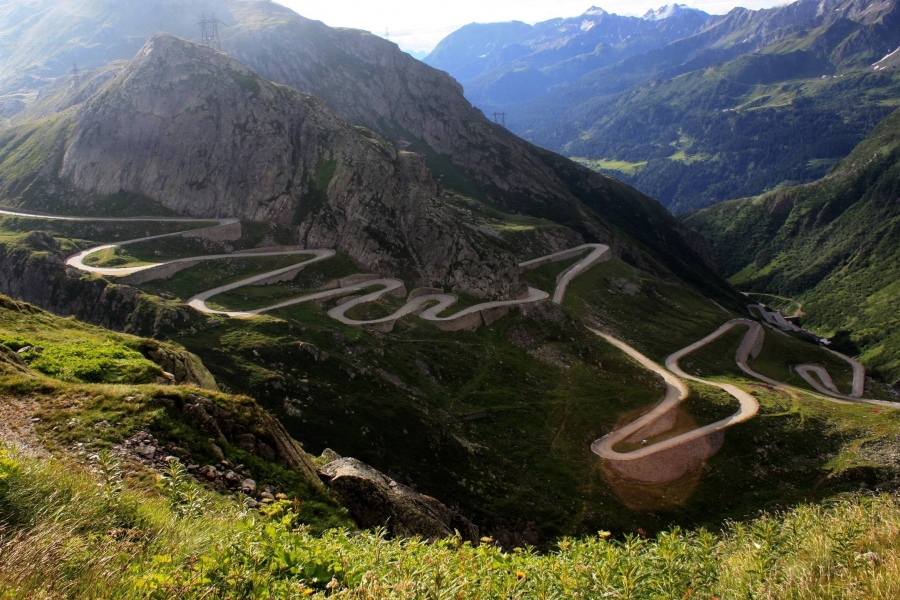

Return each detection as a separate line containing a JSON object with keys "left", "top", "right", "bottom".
{"left": 23, "top": 340, "right": 162, "bottom": 384}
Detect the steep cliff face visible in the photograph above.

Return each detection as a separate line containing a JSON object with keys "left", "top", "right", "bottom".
{"left": 57, "top": 35, "right": 519, "bottom": 298}
{"left": 219, "top": 4, "right": 734, "bottom": 301}
{"left": 223, "top": 5, "right": 585, "bottom": 213}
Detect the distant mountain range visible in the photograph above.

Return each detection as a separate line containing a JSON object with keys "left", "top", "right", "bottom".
{"left": 425, "top": 4, "right": 710, "bottom": 106}
{"left": 426, "top": 0, "right": 900, "bottom": 213}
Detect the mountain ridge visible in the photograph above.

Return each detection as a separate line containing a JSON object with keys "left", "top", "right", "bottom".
{"left": 6, "top": 34, "right": 524, "bottom": 298}
{"left": 427, "top": 0, "right": 900, "bottom": 213}
{"left": 683, "top": 107, "right": 900, "bottom": 382}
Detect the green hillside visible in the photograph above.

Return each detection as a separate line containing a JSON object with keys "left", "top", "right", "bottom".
{"left": 684, "top": 108, "right": 900, "bottom": 383}
{"left": 2, "top": 290, "right": 900, "bottom": 597}
{"left": 4, "top": 448, "right": 900, "bottom": 598}
{"left": 3, "top": 211, "right": 898, "bottom": 543}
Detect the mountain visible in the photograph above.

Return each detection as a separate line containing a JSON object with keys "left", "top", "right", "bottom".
{"left": 1, "top": 0, "right": 900, "bottom": 557}
{"left": 424, "top": 5, "right": 710, "bottom": 106}
{"left": 683, "top": 107, "right": 900, "bottom": 383}
{"left": 0, "top": 0, "right": 761, "bottom": 543}
{"left": 2, "top": 34, "right": 523, "bottom": 298}
{"left": 427, "top": 0, "right": 900, "bottom": 213}
{"left": 0, "top": 0, "right": 735, "bottom": 303}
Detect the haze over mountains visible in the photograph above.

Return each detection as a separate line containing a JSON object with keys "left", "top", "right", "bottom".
{"left": 426, "top": 0, "right": 900, "bottom": 213}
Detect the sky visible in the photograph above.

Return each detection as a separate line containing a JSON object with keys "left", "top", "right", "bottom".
{"left": 279, "top": 1, "right": 791, "bottom": 56}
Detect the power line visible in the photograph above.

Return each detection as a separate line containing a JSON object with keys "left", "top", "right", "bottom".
{"left": 197, "top": 13, "right": 226, "bottom": 51}
{"left": 492, "top": 112, "right": 507, "bottom": 127}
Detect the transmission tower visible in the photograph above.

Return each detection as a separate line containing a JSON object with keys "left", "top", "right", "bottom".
{"left": 70, "top": 61, "right": 80, "bottom": 85}
{"left": 492, "top": 112, "right": 507, "bottom": 127}
{"left": 197, "top": 13, "right": 226, "bottom": 51}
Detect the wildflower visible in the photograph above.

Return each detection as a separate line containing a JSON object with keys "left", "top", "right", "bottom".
{"left": 480, "top": 536, "right": 494, "bottom": 544}
{"left": 598, "top": 530, "right": 611, "bottom": 538}
{"left": 516, "top": 571, "right": 526, "bottom": 580}
{"left": 276, "top": 493, "right": 288, "bottom": 500}
{"left": 302, "top": 588, "right": 314, "bottom": 596}
{"left": 636, "top": 528, "right": 647, "bottom": 538}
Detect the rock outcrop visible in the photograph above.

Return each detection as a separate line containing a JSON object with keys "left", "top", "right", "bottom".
{"left": 158, "top": 392, "right": 322, "bottom": 486}
{"left": 318, "top": 456, "right": 479, "bottom": 543}
{"left": 0, "top": 233, "right": 196, "bottom": 338}
{"left": 57, "top": 35, "right": 520, "bottom": 299}
{"left": 144, "top": 343, "right": 219, "bottom": 391}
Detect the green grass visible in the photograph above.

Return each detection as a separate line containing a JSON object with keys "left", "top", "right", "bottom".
{"left": 521, "top": 254, "right": 583, "bottom": 293}
{"left": 3, "top": 448, "right": 900, "bottom": 598}
{"left": 0, "top": 216, "right": 212, "bottom": 245}
{"left": 138, "top": 255, "right": 315, "bottom": 302}
{"left": 667, "top": 150, "right": 711, "bottom": 165}
{"left": 341, "top": 291, "right": 410, "bottom": 321}
{"left": 572, "top": 157, "right": 647, "bottom": 175}
{"left": 0, "top": 297, "right": 163, "bottom": 385}
{"left": 83, "top": 237, "right": 218, "bottom": 267}
{"left": 83, "top": 219, "right": 297, "bottom": 268}
{"left": 683, "top": 108, "right": 900, "bottom": 383}
{"left": 20, "top": 341, "right": 161, "bottom": 384}
{"left": 612, "top": 382, "right": 741, "bottom": 453}
{"left": 175, "top": 297, "right": 681, "bottom": 539}
{"left": 205, "top": 253, "right": 361, "bottom": 312}
{"left": 751, "top": 331, "right": 855, "bottom": 395}
{"left": 563, "top": 258, "right": 737, "bottom": 362}
{"left": 679, "top": 323, "right": 748, "bottom": 380}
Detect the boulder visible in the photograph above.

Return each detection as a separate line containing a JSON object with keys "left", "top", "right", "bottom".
{"left": 318, "top": 457, "right": 478, "bottom": 543}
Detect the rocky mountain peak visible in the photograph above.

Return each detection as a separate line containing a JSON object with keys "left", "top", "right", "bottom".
{"left": 583, "top": 6, "right": 609, "bottom": 16}
{"left": 642, "top": 4, "right": 706, "bottom": 21}
{"left": 57, "top": 34, "right": 521, "bottom": 298}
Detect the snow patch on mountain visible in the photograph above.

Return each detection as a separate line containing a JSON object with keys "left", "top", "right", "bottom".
{"left": 643, "top": 4, "right": 693, "bottom": 21}
{"left": 584, "top": 6, "right": 608, "bottom": 16}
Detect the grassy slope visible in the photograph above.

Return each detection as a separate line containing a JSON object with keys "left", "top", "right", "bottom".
{"left": 204, "top": 253, "right": 361, "bottom": 311}
{"left": 684, "top": 108, "right": 900, "bottom": 383}
{"left": 3, "top": 208, "right": 899, "bottom": 546}
{"left": 4, "top": 448, "right": 900, "bottom": 599}
{"left": 0, "top": 294, "right": 347, "bottom": 528}
{"left": 1, "top": 283, "right": 899, "bottom": 597}
{"left": 168, "top": 247, "right": 900, "bottom": 541}
{"left": 562, "top": 257, "right": 737, "bottom": 362}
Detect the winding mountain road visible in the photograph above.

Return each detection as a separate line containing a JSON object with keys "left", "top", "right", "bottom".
{"left": 0, "top": 208, "right": 603, "bottom": 328}
{"left": 3, "top": 208, "right": 894, "bottom": 472}
{"left": 592, "top": 317, "right": 896, "bottom": 465}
